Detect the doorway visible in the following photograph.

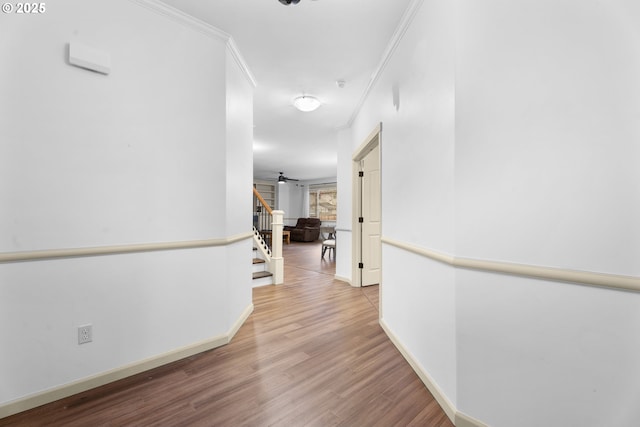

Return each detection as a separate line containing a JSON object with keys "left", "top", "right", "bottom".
{"left": 352, "top": 124, "right": 382, "bottom": 288}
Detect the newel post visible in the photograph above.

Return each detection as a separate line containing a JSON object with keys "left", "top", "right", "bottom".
{"left": 270, "top": 210, "right": 284, "bottom": 284}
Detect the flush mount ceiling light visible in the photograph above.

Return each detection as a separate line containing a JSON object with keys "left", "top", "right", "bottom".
{"left": 278, "top": 0, "right": 300, "bottom": 5}
{"left": 293, "top": 95, "right": 321, "bottom": 112}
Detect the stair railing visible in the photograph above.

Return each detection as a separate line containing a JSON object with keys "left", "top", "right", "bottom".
{"left": 253, "top": 187, "right": 272, "bottom": 232}
{"left": 253, "top": 226, "right": 272, "bottom": 259}
{"left": 253, "top": 187, "right": 284, "bottom": 284}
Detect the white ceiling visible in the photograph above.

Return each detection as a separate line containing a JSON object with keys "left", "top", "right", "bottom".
{"left": 160, "top": 0, "right": 413, "bottom": 181}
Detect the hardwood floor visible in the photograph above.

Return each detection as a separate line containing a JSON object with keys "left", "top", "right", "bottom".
{"left": 2, "top": 241, "right": 453, "bottom": 427}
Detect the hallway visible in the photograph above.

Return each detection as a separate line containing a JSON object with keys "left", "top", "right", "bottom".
{"left": 3, "top": 241, "right": 453, "bottom": 426}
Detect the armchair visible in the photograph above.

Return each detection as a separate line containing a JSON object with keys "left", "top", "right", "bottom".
{"left": 284, "top": 218, "right": 321, "bottom": 242}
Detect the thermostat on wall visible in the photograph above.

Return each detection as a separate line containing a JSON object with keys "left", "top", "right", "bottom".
{"left": 69, "top": 41, "right": 111, "bottom": 75}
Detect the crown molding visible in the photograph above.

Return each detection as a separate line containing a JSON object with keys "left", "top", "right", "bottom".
{"left": 128, "top": 0, "right": 256, "bottom": 87}
{"left": 129, "top": 0, "right": 229, "bottom": 40}
{"left": 226, "top": 37, "right": 257, "bottom": 88}
{"left": 344, "top": 0, "right": 425, "bottom": 129}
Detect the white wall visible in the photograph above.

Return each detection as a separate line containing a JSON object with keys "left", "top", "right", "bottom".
{"left": 288, "top": 183, "right": 306, "bottom": 220}
{"left": 0, "top": 0, "right": 254, "bottom": 408}
{"left": 348, "top": 0, "right": 458, "bottom": 406}
{"left": 276, "top": 182, "right": 291, "bottom": 219}
{"left": 342, "top": 0, "right": 640, "bottom": 426}
{"left": 455, "top": 1, "right": 640, "bottom": 425}
{"left": 455, "top": 0, "right": 640, "bottom": 275}
{"left": 335, "top": 128, "right": 353, "bottom": 282}
{"left": 456, "top": 270, "right": 640, "bottom": 427}
{"left": 0, "top": 248, "right": 230, "bottom": 402}
{"left": 1, "top": 1, "right": 227, "bottom": 250}
{"left": 225, "top": 47, "right": 255, "bottom": 330}
{"left": 274, "top": 181, "right": 297, "bottom": 226}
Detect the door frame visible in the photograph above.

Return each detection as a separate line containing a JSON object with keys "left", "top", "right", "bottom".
{"left": 351, "top": 123, "right": 382, "bottom": 288}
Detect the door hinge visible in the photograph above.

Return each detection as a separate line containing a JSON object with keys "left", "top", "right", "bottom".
{"left": 358, "top": 262, "right": 364, "bottom": 269}
{"left": 358, "top": 171, "right": 364, "bottom": 177}
{"left": 358, "top": 217, "right": 364, "bottom": 223}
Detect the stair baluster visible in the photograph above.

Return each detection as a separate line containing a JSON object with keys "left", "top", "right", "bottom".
{"left": 252, "top": 188, "right": 284, "bottom": 284}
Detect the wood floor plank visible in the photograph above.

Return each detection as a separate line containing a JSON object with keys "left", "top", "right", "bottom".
{"left": 1, "top": 241, "right": 454, "bottom": 427}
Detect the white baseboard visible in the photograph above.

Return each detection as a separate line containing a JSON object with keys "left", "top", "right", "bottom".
{"left": 334, "top": 275, "right": 352, "bottom": 285}
{"left": 379, "top": 319, "right": 489, "bottom": 427}
{"left": 456, "top": 411, "right": 490, "bottom": 427}
{"left": 379, "top": 319, "right": 456, "bottom": 422}
{"left": 0, "top": 303, "right": 254, "bottom": 420}
{"left": 228, "top": 303, "right": 254, "bottom": 341}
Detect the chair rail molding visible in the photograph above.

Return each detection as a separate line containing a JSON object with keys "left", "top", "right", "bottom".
{"left": 0, "top": 232, "right": 253, "bottom": 264}
{"left": 382, "top": 236, "right": 640, "bottom": 293}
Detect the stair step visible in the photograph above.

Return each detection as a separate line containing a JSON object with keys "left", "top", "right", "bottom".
{"left": 252, "top": 270, "right": 273, "bottom": 288}
{"left": 251, "top": 262, "right": 269, "bottom": 273}
{"left": 253, "top": 258, "right": 267, "bottom": 273}
{"left": 252, "top": 246, "right": 272, "bottom": 286}
{"left": 252, "top": 271, "right": 272, "bottom": 279}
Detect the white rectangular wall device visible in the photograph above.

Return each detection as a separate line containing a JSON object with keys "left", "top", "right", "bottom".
{"left": 69, "top": 41, "right": 111, "bottom": 75}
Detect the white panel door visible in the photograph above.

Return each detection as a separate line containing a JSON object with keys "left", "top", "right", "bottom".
{"left": 361, "top": 145, "right": 381, "bottom": 286}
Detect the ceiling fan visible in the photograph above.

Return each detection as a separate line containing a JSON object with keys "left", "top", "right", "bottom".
{"left": 277, "top": 172, "right": 299, "bottom": 184}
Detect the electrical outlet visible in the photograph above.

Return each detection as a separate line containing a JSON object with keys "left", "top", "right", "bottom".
{"left": 78, "top": 324, "right": 92, "bottom": 345}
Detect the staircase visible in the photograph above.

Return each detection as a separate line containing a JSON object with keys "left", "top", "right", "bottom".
{"left": 252, "top": 246, "right": 273, "bottom": 287}
{"left": 251, "top": 187, "right": 284, "bottom": 286}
